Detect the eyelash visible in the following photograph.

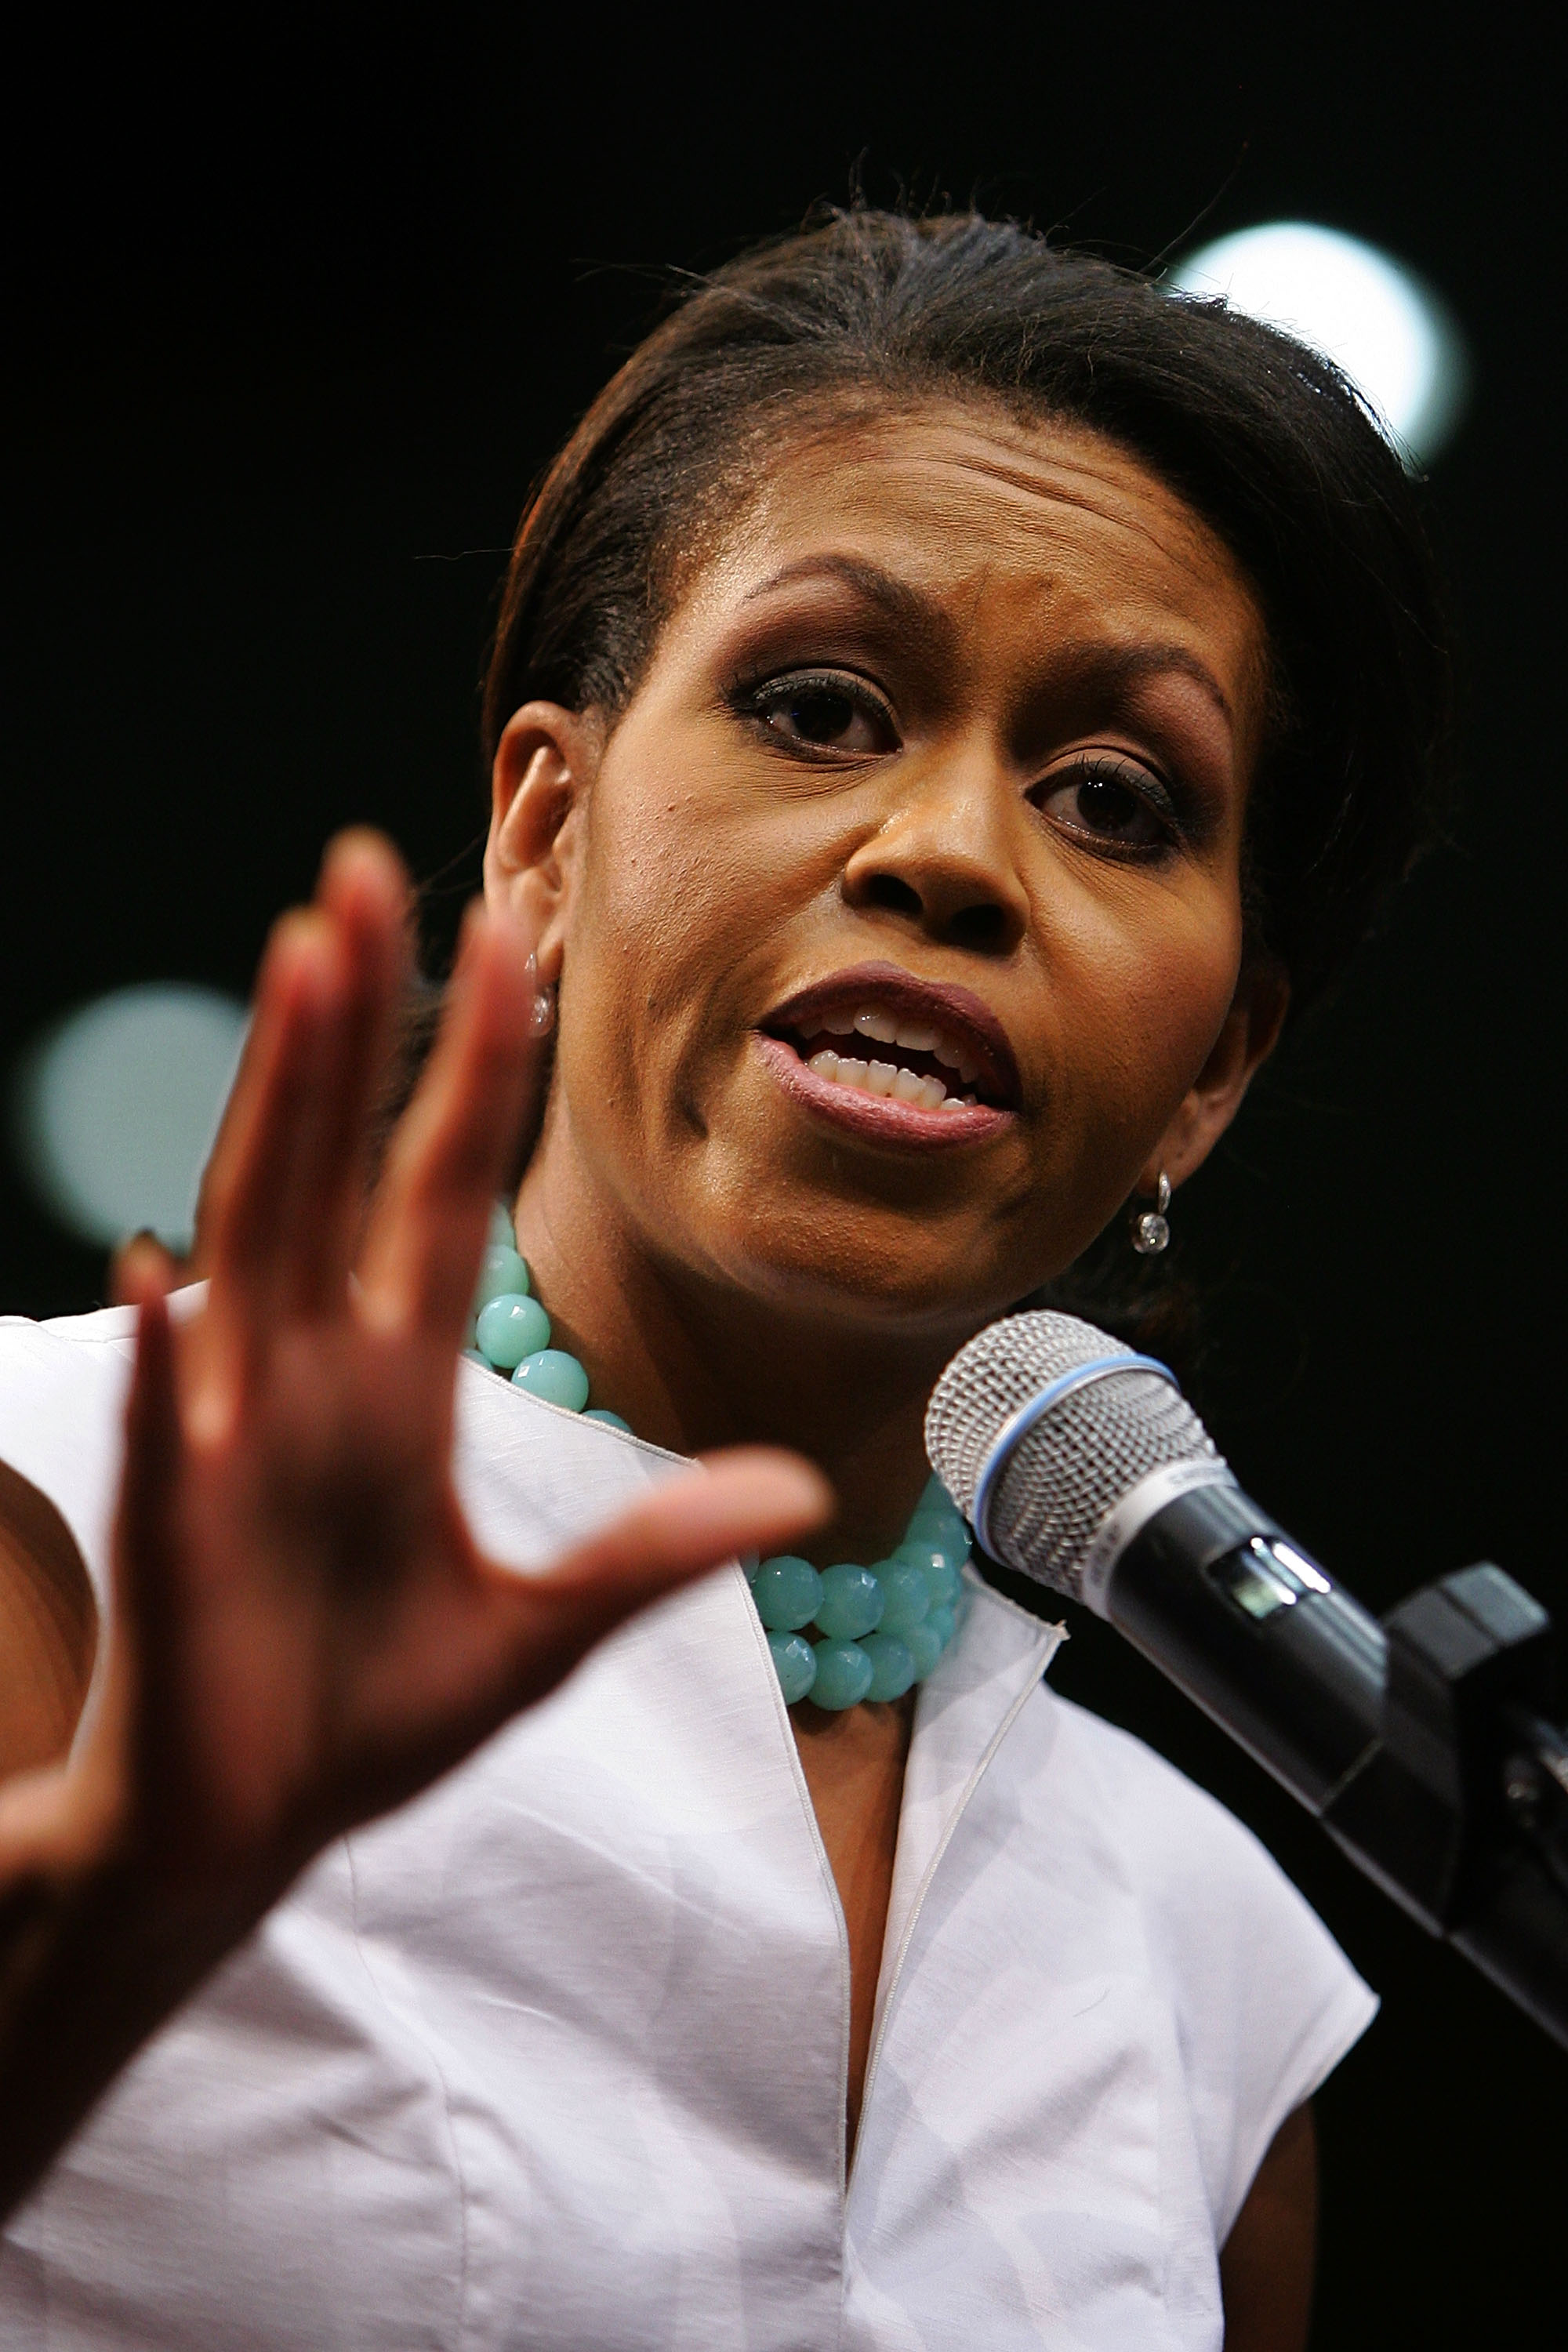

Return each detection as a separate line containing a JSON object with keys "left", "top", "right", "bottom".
{"left": 729, "top": 666, "right": 1187, "bottom": 855}
{"left": 728, "top": 667, "right": 895, "bottom": 750}
{"left": 1029, "top": 753, "right": 1185, "bottom": 858}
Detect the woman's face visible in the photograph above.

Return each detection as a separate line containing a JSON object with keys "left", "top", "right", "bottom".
{"left": 491, "top": 402, "right": 1278, "bottom": 1338}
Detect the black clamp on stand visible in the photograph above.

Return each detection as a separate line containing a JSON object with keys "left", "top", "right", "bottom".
{"left": 1053, "top": 1471, "right": 1568, "bottom": 2050}
{"left": 1322, "top": 1564, "right": 1568, "bottom": 2051}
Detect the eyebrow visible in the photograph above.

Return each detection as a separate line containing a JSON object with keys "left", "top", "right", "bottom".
{"left": 1084, "top": 642, "right": 1236, "bottom": 728}
{"left": 740, "top": 554, "right": 1236, "bottom": 731}
{"left": 739, "top": 554, "right": 959, "bottom": 659}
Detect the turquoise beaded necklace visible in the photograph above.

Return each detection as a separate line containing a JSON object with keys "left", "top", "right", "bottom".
{"left": 465, "top": 1205, "right": 971, "bottom": 1711}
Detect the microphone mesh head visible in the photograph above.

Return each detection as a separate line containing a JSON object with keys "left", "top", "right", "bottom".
{"left": 924, "top": 1309, "right": 1224, "bottom": 1601}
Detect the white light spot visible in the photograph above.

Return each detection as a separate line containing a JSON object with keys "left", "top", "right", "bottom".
{"left": 1168, "top": 220, "right": 1468, "bottom": 468}
{"left": 13, "top": 985, "right": 249, "bottom": 1248}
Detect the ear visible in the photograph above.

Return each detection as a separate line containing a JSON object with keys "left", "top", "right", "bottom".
{"left": 1139, "top": 955, "right": 1290, "bottom": 1200}
{"left": 482, "top": 702, "right": 604, "bottom": 981}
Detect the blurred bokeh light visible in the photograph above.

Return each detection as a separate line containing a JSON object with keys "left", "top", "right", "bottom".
{"left": 1169, "top": 220, "right": 1468, "bottom": 467}
{"left": 11, "top": 984, "right": 248, "bottom": 1250}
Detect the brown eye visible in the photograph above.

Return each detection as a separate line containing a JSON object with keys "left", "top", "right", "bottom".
{"left": 1034, "top": 758, "right": 1174, "bottom": 850}
{"left": 748, "top": 671, "right": 898, "bottom": 756}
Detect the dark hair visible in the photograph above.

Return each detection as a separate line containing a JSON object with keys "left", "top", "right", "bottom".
{"left": 484, "top": 205, "right": 1454, "bottom": 1019}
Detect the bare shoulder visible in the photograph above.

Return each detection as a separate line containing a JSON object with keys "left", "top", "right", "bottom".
{"left": 1219, "top": 2102, "right": 1317, "bottom": 2352}
{"left": 0, "top": 1459, "right": 97, "bottom": 1773}
{"left": 0, "top": 1302, "right": 140, "bottom": 1776}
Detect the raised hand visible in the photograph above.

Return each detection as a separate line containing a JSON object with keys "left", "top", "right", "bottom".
{"left": 0, "top": 834, "right": 826, "bottom": 2209}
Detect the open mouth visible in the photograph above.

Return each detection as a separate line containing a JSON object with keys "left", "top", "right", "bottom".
{"left": 758, "top": 961, "right": 1021, "bottom": 1132}
{"left": 787, "top": 1018, "right": 986, "bottom": 1112}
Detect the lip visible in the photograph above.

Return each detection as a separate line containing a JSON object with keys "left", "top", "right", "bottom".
{"left": 755, "top": 958, "right": 1022, "bottom": 1150}
{"left": 761, "top": 960, "right": 1024, "bottom": 1109}
{"left": 754, "top": 1033, "right": 1015, "bottom": 1148}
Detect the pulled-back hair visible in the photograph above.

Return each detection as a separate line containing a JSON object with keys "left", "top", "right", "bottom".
{"left": 484, "top": 205, "right": 1453, "bottom": 1017}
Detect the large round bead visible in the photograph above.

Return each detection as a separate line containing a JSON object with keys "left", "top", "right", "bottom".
{"left": 924, "top": 1603, "right": 957, "bottom": 1652}
{"left": 859, "top": 1632, "right": 916, "bottom": 1702}
{"left": 752, "top": 1555, "right": 824, "bottom": 1632}
{"left": 815, "top": 1563, "right": 884, "bottom": 1641}
{"left": 895, "top": 1531, "right": 967, "bottom": 1580}
{"left": 473, "top": 1243, "right": 531, "bottom": 1312}
{"left": 906, "top": 1479, "right": 969, "bottom": 1551}
{"left": 583, "top": 1408, "right": 631, "bottom": 1432}
{"left": 475, "top": 1292, "right": 550, "bottom": 1368}
{"left": 488, "top": 1200, "right": 520, "bottom": 1249}
{"left": 906, "top": 1620, "right": 946, "bottom": 1680}
{"left": 767, "top": 1631, "right": 817, "bottom": 1705}
{"left": 914, "top": 1472, "right": 958, "bottom": 1517}
{"left": 921, "top": 1558, "right": 963, "bottom": 1610}
{"left": 510, "top": 1348, "right": 590, "bottom": 1410}
{"left": 810, "top": 1640, "right": 874, "bottom": 1711}
{"left": 873, "top": 1559, "right": 931, "bottom": 1638}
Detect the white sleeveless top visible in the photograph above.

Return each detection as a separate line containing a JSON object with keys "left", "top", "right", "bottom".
{"left": 0, "top": 1301, "right": 1375, "bottom": 2351}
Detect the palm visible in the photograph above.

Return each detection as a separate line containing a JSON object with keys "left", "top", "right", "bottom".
{"left": 100, "top": 835, "right": 823, "bottom": 1887}
{"left": 156, "top": 1323, "right": 485, "bottom": 1846}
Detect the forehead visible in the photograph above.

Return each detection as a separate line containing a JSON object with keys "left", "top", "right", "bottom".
{"left": 685, "top": 401, "right": 1268, "bottom": 739}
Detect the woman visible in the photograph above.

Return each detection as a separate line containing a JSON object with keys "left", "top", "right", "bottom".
{"left": 0, "top": 209, "right": 1449, "bottom": 2347}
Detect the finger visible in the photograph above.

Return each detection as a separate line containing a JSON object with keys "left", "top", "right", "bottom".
{"left": 493, "top": 1449, "right": 833, "bottom": 1690}
{"left": 358, "top": 902, "right": 542, "bottom": 1341}
{"left": 280, "top": 832, "right": 411, "bottom": 1314}
{"left": 111, "top": 1282, "right": 184, "bottom": 1668}
{"left": 197, "top": 909, "right": 340, "bottom": 1356}
{"left": 108, "top": 1232, "right": 191, "bottom": 1307}
{"left": 199, "top": 835, "right": 408, "bottom": 1350}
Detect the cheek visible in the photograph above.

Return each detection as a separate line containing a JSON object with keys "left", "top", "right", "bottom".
{"left": 1044, "top": 884, "right": 1243, "bottom": 1154}
{"left": 581, "top": 786, "right": 746, "bottom": 1013}
{"left": 556, "top": 747, "right": 768, "bottom": 1136}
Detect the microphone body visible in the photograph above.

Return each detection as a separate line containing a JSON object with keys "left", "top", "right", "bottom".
{"left": 927, "top": 1312, "right": 1568, "bottom": 2050}
{"left": 1091, "top": 1472, "right": 1386, "bottom": 1816}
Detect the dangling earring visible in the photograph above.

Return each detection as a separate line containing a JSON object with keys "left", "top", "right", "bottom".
{"left": 1131, "top": 1171, "right": 1171, "bottom": 1256}
{"left": 524, "top": 953, "right": 557, "bottom": 1038}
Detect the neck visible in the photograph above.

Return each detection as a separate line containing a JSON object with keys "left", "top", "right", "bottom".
{"left": 510, "top": 1135, "right": 983, "bottom": 1570}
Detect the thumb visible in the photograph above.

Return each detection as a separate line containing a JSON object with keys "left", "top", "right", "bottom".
{"left": 489, "top": 1447, "right": 832, "bottom": 1690}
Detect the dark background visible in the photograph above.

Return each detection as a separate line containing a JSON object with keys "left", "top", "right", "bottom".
{"left": 4, "top": 7, "right": 1563, "bottom": 2339}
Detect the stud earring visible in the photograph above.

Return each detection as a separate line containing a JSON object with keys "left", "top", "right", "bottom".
{"left": 1131, "top": 1171, "right": 1171, "bottom": 1255}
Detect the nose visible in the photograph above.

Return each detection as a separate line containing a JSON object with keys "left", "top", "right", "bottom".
{"left": 840, "top": 759, "right": 1029, "bottom": 956}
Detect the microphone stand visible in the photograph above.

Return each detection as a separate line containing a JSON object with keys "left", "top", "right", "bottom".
{"left": 1319, "top": 1563, "right": 1568, "bottom": 2053}
{"left": 1057, "top": 1477, "right": 1568, "bottom": 2051}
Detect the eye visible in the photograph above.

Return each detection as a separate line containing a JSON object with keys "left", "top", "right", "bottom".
{"left": 741, "top": 670, "right": 898, "bottom": 757}
{"left": 1032, "top": 755, "right": 1178, "bottom": 852}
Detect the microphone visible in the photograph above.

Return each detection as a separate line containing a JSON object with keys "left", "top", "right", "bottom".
{"left": 926, "top": 1309, "right": 1568, "bottom": 2052}
{"left": 924, "top": 1308, "right": 1388, "bottom": 1815}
